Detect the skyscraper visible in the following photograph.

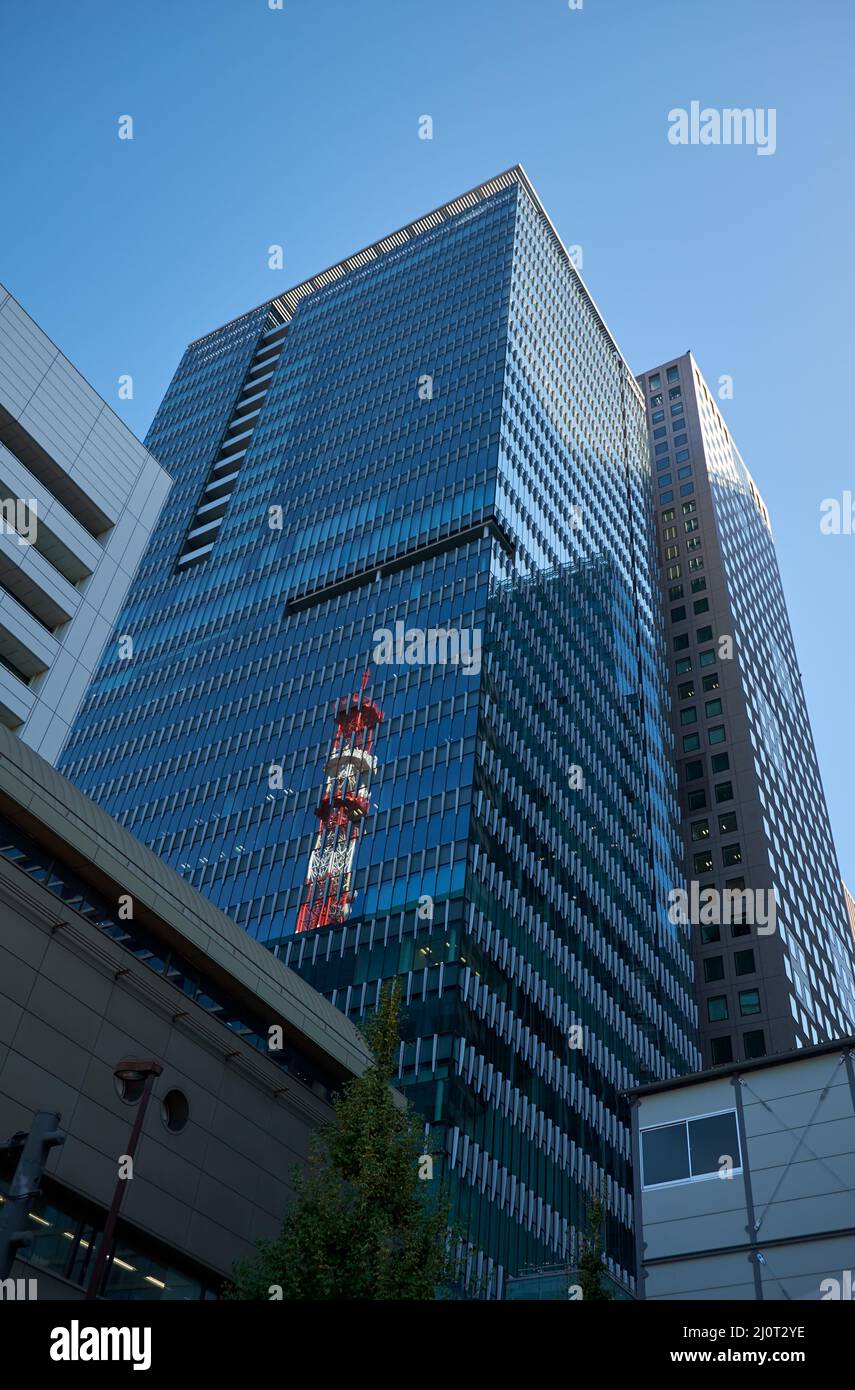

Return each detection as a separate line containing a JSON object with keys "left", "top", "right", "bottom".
{"left": 60, "top": 168, "right": 700, "bottom": 1293}
{"left": 0, "top": 284, "right": 169, "bottom": 761}
{"left": 640, "top": 352, "right": 855, "bottom": 1066}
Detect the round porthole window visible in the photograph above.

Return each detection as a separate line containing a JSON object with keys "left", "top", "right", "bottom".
{"left": 161, "top": 1089, "right": 190, "bottom": 1133}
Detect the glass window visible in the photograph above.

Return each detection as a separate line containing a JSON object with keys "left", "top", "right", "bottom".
{"left": 678, "top": 679, "right": 695, "bottom": 700}
{"left": 689, "top": 556, "right": 705, "bottom": 571}
{"left": 727, "top": 879, "right": 749, "bottom": 936}
{"left": 705, "top": 698, "right": 723, "bottom": 717}
{"left": 696, "top": 625, "right": 713, "bottom": 643}
{"left": 690, "top": 819, "right": 710, "bottom": 840}
{"left": 676, "top": 450, "right": 690, "bottom": 464}
{"left": 723, "top": 844, "right": 743, "bottom": 867}
{"left": 711, "top": 1036, "right": 733, "bottom": 1064}
{"left": 662, "top": 509, "right": 676, "bottom": 523}
{"left": 652, "top": 409, "right": 665, "bottom": 423}
{"left": 709, "top": 725, "right": 726, "bottom": 745}
{"left": 684, "top": 518, "right": 699, "bottom": 533}
{"left": 693, "top": 598, "right": 709, "bottom": 615}
{"left": 704, "top": 956, "right": 725, "bottom": 983}
{"left": 702, "top": 672, "right": 719, "bottom": 691}
{"left": 640, "top": 1123, "right": 689, "bottom": 1187}
{"left": 669, "top": 386, "right": 682, "bottom": 399}
{"left": 653, "top": 426, "right": 667, "bottom": 440}
{"left": 640, "top": 1110, "right": 740, "bottom": 1187}
{"left": 711, "top": 752, "right": 730, "bottom": 772}
{"left": 675, "top": 656, "right": 692, "bottom": 674}
{"left": 648, "top": 374, "right": 661, "bottom": 391}
{"left": 689, "top": 1112, "right": 739, "bottom": 1175}
{"left": 661, "top": 491, "right": 674, "bottom": 504}
{"left": 743, "top": 1030, "right": 766, "bottom": 1059}
{"left": 680, "top": 706, "right": 697, "bottom": 725}
{"left": 677, "top": 464, "right": 692, "bottom": 478}
{"left": 738, "top": 989, "right": 761, "bottom": 1016}
{"left": 718, "top": 812, "right": 737, "bottom": 833}
{"left": 700, "top": 921, "right": 720, "bottom": 943}
{"left": 699, "top": 648, "right": 715, "bottom": 666}
{"left": 707, "top": 996, "right": 729, "bottom": 1022}
{"left": 660, "top": 475, "right": 673, "bottom": 488}
{"left": 694, "top": 850, "right": 714, "bottom": 873}
{"left": 690, "top": 576, "right": 706, "bottom": 592}
{"left": 668, "top": 583, "right": 683, "bottom": 600}
{"left": 685, "top": 759, "right": 704, "bottom": 781}
{"left": 651, "top": 393, "right": 663, "bottom": 406}
{"left": 734, "top": 949, "right": 755, "bottom": 976}
{"left": 667, "top": 366, "right": 680, "bottom": 383}
{"left": 683, "top": 733, "right": 701, "bottom": 752}
{"left": 682, "top": 500, "right": 696, "bottom": 517}
{"left": 688, "top": 789, "right": 707, "bottom": 811}
{"left": 715, "top": 781, "right": 733, "bottom": 803}
{"left": 674, "top": 433, "right": 688, "bottom": 447}
{"left": 655, "top": 442, "right": 669, "bottom": 456}
{"left": 680, "top": 482, "right": 695, "bottom": 497}
{"left": 673, "top": 634, "right": 690, "bottom": 652}
{"left": 670, "top": 402, "right": 683, "bottom": 416}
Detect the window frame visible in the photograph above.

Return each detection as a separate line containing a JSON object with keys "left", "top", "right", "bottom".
{"left": 640, "top": 1107, "right": 743, "bottom": 1191}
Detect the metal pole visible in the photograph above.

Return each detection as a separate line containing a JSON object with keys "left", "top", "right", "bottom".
{"left": 85, "top": 1071, "right": 157, "bottom": 1301}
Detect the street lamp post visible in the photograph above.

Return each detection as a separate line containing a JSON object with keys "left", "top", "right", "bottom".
{"left": 85, "top": 1057, "right": 163, "bottom": 1301}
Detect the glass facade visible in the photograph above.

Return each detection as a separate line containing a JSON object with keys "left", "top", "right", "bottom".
{"left": 60, "top": 169, "right": 699, "bottom": 1295}
{"left": 0, "top": 1165, "right": 219, "bottom": 1300}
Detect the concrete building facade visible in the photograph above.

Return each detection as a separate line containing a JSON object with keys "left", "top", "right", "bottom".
{"left": 0, "top": 284, "right": 170, "bottom": 761}
{"left": 0, "top": 724, "right": 372, "bottom": 1298}
{"left": 640, "top": 352, "right": 855, "bottom": 1066}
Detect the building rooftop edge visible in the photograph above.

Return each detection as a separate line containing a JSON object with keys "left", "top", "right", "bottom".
{"left": 186, "top": 165, "right": 643, "bottom": 398}
{"left": 623, "top": 1033, "right": 855, "bottom": 1100}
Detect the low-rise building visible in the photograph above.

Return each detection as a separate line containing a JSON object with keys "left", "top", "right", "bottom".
{"left": 0, "top": 723, "right": 372, "bottom": 1298}
{"left": 626, "top": 1038, "right": 855, "bottom": 1300}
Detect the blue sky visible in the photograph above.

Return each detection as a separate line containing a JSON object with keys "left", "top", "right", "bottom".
{"left": 1, "top": 0, "right": 853, "bottom": 882}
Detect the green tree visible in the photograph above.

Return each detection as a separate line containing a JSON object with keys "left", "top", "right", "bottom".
{"left": 576, "top": 1192, "right": 613, "bottom": 1301}
{"left": 225, "top": 982, "right": 452, "bottom": 1300}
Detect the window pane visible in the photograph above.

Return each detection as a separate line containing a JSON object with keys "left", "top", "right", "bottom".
{"left": 689, "top": 1112, "right": 740, "bottom": 1177}
{"left": 710, "top": 1036, "right": 733, "bottom": 1064}
{"left": 642, "top": 1123, "right": 690, "bottom": 1187}
{"left": 744, "top": 1030, "right": 766, "bottom": 1059}
{"left": 739, "top": 988, "right": 761, "bottom": 1015}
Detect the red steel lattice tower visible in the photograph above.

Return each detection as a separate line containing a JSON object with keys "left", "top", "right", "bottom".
{"left": 295, "top": 670, "right": 384, "bottom": 934}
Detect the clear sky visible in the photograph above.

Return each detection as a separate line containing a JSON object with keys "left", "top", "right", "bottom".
{"left": 1, "top": 0, "right": 853, "bottom": 882}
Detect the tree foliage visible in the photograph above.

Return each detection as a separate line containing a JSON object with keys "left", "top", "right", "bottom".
{"left": 576, "top": 1191, "right": 613, "bottom": 1301}
{"left": 226, "top": 982, "right": 452, "bottom": 1300}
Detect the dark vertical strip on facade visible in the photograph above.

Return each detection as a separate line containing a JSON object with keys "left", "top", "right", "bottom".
{"left": 731, "top": 1072, "right": 764, "bottom": 1300}
{"left": 628, "top": 1097, "right": 646, "bottom": 1297}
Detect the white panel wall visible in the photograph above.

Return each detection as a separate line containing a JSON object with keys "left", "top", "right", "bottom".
{"left": 0, "top": 283, "right": 171, "bottom": 762}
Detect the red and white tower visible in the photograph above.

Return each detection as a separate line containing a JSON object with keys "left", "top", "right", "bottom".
{"left": 295, "top": 670, "right": 384, "bottom": 934}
